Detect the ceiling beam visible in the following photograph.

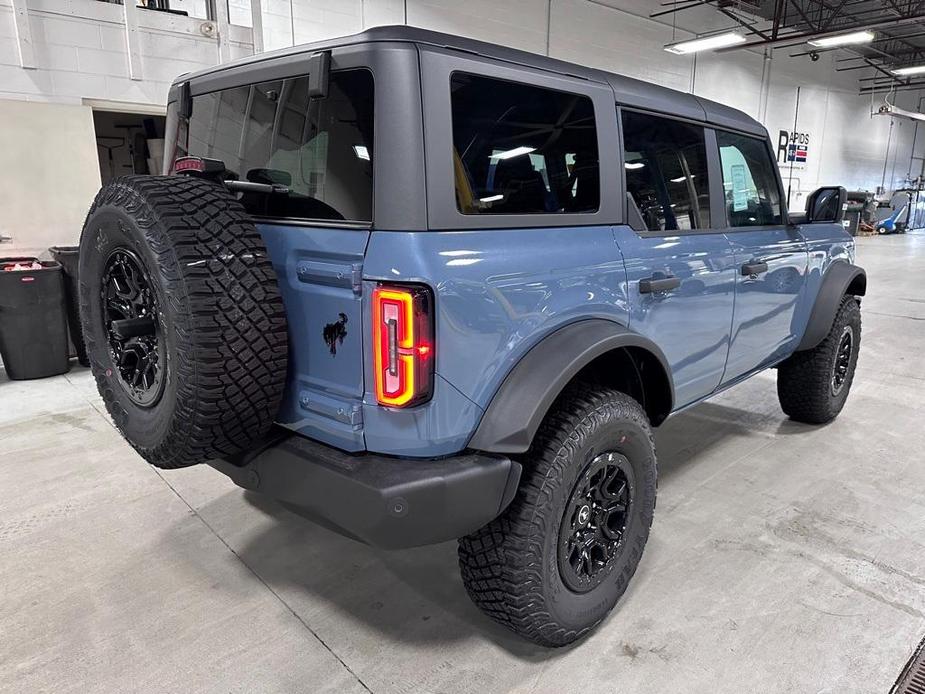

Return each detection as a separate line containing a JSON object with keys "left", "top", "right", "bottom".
{"left": 715, "top": 13, "right": 925, "bottom": 51}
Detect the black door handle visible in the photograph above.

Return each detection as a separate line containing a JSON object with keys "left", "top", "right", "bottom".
{"left": 741, "top": 261, "right": 769, "bottom": 276}
{"left": 639, "top": 275, "right": 681, "bottom": 294}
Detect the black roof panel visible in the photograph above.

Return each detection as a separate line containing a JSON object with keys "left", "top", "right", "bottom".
{"left": 179, "top": 25, "right": 766, "bottom": 137}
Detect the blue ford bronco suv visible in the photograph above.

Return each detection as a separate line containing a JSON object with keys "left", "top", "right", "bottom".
{"left": 78, "top": 26, "right": 866, "bottom": 647}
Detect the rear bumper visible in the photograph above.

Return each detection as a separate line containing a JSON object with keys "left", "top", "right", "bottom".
{"left": 209, "top": 434, "right": 521, "bottom": 549}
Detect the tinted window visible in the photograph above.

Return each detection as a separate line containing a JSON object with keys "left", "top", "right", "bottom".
{"left": 717, "top": 131, "right": 783, "bottom": 226}
{"left": 451, "top": 73, "right": 599, "bottom": 215}
{"left": 622, "top": 111, "right": 711, "bottom": 231}
{"left": 187, "top": 70, "right": 374, "bottom": 222}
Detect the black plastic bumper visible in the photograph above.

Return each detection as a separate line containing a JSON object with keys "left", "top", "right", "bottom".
{"left": 209, "top": 434, "right": 521, "bottom": 549}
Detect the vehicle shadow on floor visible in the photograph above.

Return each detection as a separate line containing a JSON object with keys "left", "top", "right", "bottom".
{"left": 221, "top": 398, "right": 809, "bottom": 657}
{"left": 654, "top": 400, "right": 816, "bottom": 480}
{"left": 230, "top": 489, "right": 559, "bottom": 659}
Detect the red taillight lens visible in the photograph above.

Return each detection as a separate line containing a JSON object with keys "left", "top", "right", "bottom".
{"left": 173, "top": 156, "right": 204, "bottom": 174}
{"left": 372, "top": 284, "right": 434, "bottom": 407}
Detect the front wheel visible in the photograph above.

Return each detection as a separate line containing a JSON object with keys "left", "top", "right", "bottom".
{"left": 458, "top": 386, "right": 657, "bottom": 647}
{"left": 777, "top": 296, "right": 861, "bottom": 424}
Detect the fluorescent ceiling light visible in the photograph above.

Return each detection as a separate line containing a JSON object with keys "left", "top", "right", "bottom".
{"left": 892, "top": 64, "right": 925, "bottom": 76}
{"left": 875, "top": 103, "right": 925, "bottom": 122}
{"left": 669, "top": 175, "right": 693, "bottom": 183}
{"left": 624, "top": 162, "right": 645, "bottom": 170}
{"left": 665, "top": 32, "right": 746, "bottom": 54}
{"left": 807, "top": 31, "right": 874, "bottom": 48}
{"left": 480, "top": 194, "right": 504, "bottom": 203}
{"left": 490, "top": 146, "right": 535, "bottom": 160}
{"left": 353, "top": 145, "right": 370, "bottom": 160}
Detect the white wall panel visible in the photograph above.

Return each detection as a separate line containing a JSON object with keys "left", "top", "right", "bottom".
{"left": 407, "top": 0, "right": 548, "bottom": 54}
{"left": 549, "top": 0, "right": 692, "bottom": 91}
{"left": 0, "top": 0, "right": 254, "bottom": 106}
{"left": 0, "top": 99, "right": 100, "bottom": 256}
{"left": 0, "top": 0, "right": 921, "bottom": 249}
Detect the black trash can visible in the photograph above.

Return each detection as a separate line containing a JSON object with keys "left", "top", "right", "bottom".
{"left": 0, "top": 259, "right": 70, "bottom": 380}
{"left": 49, "top": 245, "right": 90, "bottom": 366}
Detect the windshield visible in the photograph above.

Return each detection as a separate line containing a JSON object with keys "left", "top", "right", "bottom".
{"left": 186, "top": 69, "right": 374, "bottom": 223}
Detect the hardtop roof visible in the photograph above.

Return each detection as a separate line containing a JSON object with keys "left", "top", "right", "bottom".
{"left": 177, "top": 25, "right": 766, "bottom": 137}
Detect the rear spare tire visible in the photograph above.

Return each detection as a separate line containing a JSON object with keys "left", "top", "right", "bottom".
{"left": 78, "top": 176, "right": 288, "bottom": 469}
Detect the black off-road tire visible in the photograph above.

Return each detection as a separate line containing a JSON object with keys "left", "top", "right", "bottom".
{"left": 459, "top": 386, "right": 657, "bottom": 647}
{"left": 79, "top": 176, "right": 288, "bottom": 469}
{"left": 777, "top": 296, "right": 861, "bottom": 424}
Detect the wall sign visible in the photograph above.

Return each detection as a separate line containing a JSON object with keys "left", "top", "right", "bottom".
{"left": 777, "top": 129, "right": 810, "bottom": 170}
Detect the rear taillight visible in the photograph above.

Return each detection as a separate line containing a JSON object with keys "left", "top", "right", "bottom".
{"left": 372, "top": 284, "right": 434, "bottom": 407}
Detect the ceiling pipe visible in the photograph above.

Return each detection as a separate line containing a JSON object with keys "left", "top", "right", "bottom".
{"left": 715, "top": 13, "right": 925, "bottom": 52}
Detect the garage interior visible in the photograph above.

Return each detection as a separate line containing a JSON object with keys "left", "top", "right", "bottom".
{"left": 2, "top": 1, "right": 925, "bottom": 693}
{"left": 93, "top": 110, "right": 167, "bottom": 183}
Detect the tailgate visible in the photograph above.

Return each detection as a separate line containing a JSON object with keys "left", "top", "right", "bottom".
{"left": 259, "top": 223, "right": 369, "bottom": 452}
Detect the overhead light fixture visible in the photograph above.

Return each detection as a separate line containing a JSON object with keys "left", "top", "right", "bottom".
{"left": 480, "top": 194, "right": 504, "bottom": 203}
{"left": 875, "top": 103, "right": 925, "bottom": 122}
{"left": 892, "top": 64, "right": 925, "bottom": 76}
{"left": 669, "top": 175, "right": 693, "bottom": 183}
{"left": 353, "top": 145, "right": 370, "bottom": 160}
{"left": 490, "top": 146, "right": 535, "bottom": 160}
{"left": 807, "top": 30, "right": 874, "bottom": 48}
{"left": 624, "top": 162, "right": 645, "bottom": 170}
{"left": 664, "top": 32, "right": 746, "bottom": 55}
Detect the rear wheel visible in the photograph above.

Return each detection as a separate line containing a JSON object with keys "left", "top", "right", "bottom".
{"left": 777, "top": 296, "right": 861, "bottom": 424}
{"left": 459, "top": 386, "right": 657, "bottom": 647}
{"left": 79, "top": 176, "right": 288, "bottom": 468}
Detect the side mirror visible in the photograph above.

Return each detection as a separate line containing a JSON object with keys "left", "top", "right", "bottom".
{"left": 805, "top": 186, "right": 847, "bottom": 224}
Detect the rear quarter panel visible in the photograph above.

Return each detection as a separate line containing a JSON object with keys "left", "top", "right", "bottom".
{"left": 361, "top": 226, "right": 630, "bottom": 455}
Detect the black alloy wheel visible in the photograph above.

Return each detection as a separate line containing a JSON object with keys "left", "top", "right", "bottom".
{"left": 558, "top": 451, "right": 635, "bottom": 593}
{"left": 459, "top": 386, "right": 657, "bottom": 647}
{"left": 100, "top": 248, "right": 164, "bottom": 407}
{"left": 831, "top": 325, "right": 854, "bottom": 396}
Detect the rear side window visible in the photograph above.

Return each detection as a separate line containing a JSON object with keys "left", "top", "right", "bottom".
{"left": 716, "top": 131, "right": 783, "bottom": 227}
{"left": 450, "top": 73, "right": 599, "bottom": 215}
{"left": 621, "top": 111, "right": 711, "bottom": 231}
{"left": 187, "top": 70, "right": 374, "bottom": 223}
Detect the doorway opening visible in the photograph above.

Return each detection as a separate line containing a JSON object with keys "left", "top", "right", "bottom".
{"left": 92, "top": 110, "right": 167, "bottom": 185}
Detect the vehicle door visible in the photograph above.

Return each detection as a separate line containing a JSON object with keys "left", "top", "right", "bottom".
{"left": 714, "top": 130, "right": 809, "bottom": 384}
{"left": 615, "top": 109, "right": 737, "bottom": 409}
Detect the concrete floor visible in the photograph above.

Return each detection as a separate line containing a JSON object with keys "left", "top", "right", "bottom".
{"left": 2, "top": 233, "right": 925, "bottom": 694}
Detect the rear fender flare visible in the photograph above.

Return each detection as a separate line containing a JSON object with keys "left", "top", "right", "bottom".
{"left": 467, "top": 320, "right": 674, "bottom": 454}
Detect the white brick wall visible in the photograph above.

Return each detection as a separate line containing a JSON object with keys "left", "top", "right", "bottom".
{"left": 0, "top": 0, "right": 255, "bottom": 107}
{"left": 0, "top": 0, "right": 920, "bottom": 198}
{"left": 369, "top": 0, "right": 923, "bottom": 196}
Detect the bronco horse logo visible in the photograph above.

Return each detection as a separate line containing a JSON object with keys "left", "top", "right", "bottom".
{"left": 323, "top": 313, "right": 349, "bottom": 355}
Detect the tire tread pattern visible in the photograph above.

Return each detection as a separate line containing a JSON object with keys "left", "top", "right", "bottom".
{"left": 79, "top": 176, "right": 288, "bottom": 469}
{"left": 777, "top": 296, "right": 861, "bottom": 424}
{"left": 458, "top": 386, "right": 655, "bottom": 647}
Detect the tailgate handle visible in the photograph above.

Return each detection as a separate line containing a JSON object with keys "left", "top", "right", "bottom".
{"left": 296, "top": 260, "right": 363, "bottom": 294}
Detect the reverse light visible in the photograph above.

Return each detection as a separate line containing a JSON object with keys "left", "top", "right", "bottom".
{"left": 372, "top": 284, "right": 434, "bottom": 407}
